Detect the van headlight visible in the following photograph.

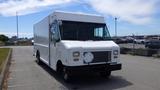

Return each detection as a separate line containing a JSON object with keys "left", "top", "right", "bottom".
{"left": 83, "top": 52, "right": 94, "bottom": 63}
{"left": 113, "top": 50, "right": 118, "bottom": 55}
{"left": 73, "top": 52, "right": 80, "bottom": 57}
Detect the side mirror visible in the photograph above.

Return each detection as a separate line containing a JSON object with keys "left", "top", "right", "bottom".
{"left": 56, "top": 39, "right": 60, "bottom": 42}
{"left": 52, "top": 30, "right": 56, "bottom": 35}
{"left": 53, "top": 38, "right": 60, "bottom": 46}
{"left": 58, "top": 20, "right": 62, "bottom": 26}
{"left": 53, "top": 34, "right": 60, "bottom": 43}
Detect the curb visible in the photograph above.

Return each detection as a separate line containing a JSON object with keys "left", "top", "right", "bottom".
{"left": 0, "top": 49, "right": 12, "bottom": 90}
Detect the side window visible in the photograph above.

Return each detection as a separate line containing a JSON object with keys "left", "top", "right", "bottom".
{"left": 94, "top": 27, "right": 103, "bottom": 37}
{"left": 50, "top": 22, "right": 60, "bottom": 42}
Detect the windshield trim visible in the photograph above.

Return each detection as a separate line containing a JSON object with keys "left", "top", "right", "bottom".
{"left": 59, "top": 21, "right": 111, "bottom": 41}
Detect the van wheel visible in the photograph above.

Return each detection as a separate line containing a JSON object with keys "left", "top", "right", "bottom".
{"left": 57, "top": 62, "right": 63, "bottom": 75}
{"left": 57, "top": 62, "right": 71, "bottom": 82}
{"left": 62, "top": 67, "right": 71, "bottom": 82}
{"left": 36, "top": 51, "right": 41, "bottom": 64}
{"left": 100, "top": 71, "right": 111, "bottom": 78}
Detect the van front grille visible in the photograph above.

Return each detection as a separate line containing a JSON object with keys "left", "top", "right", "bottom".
{"left": 91, "top": 51, "right": 111, "bottom": 63}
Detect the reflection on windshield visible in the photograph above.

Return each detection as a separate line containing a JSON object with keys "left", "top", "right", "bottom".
{"left": 60, "top": 21, "right": 111, "bottom": 41}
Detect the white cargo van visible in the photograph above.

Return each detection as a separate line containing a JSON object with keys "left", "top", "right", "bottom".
{"left": 34, "top": 11, "right": 121, "bottom": 81}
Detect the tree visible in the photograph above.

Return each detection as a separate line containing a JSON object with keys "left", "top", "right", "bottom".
{"left": 0, "top": 34, "right": 9, "bottom": 43}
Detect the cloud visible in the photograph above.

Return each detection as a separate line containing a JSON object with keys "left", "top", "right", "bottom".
{"left": 0, "top": 0, "right": 74, "bottom": 16}
{"left": 86, "top": 0, "right": 158, "bottom": 24}
{"left": 0, "top": 0, "right": 158, "bottom": 25}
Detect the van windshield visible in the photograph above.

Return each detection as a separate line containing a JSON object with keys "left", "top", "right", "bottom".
{"left": 60, "top": 21, "right": 111, "bottom": 41}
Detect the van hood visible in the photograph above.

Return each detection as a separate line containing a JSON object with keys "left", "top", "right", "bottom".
{"left": 60, "top": 40, "right": 119, "bottom": 50}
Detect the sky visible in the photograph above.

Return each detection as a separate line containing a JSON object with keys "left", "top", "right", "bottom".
{"left": 0, "top": 0, "right": 160, "bottom": 38}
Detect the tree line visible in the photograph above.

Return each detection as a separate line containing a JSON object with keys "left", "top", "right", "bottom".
{"left": 0, "top": 34, "right": 9, "bottom": 43}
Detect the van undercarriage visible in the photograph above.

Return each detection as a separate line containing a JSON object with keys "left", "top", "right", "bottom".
{"left": 64, "top": 63, "right": 122, "bottom": 75}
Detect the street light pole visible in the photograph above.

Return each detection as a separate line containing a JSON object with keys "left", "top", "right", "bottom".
{"left": 16, "top": 12, "right": 19, "bottom": 40}
{"left": 115, "top": 17, "right": 117, "bottom": 38}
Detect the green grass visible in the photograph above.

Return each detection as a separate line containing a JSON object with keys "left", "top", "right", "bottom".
{"left": 0, "top": 48, "right": 10, "bottom": 73}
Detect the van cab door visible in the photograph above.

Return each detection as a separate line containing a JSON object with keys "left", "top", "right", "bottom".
{"left": 49, "top": 21, "right": 60, "bottom": 70}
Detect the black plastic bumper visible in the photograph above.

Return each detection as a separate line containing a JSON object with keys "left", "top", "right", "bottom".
{"left": 65, "top": 63, "right": 122, "bottom": 75}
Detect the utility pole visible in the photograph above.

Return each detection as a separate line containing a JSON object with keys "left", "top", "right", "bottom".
{"left": 115, "top": 17, "right": 117, "bottom": 38}
{"left": 132, "top": 34, "right": 135, "bottom": 55}
{"left": 16, "top": 12, "right": 19, "bottom": 40}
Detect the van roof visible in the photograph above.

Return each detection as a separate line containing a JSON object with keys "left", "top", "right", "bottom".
{"left": 50, "top": 11, "right": 105, "bottom": 24}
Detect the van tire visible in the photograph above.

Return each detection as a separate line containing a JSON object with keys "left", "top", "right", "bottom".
{"left": 57, "top": 62, "right": 71, "bottom": 82}
{"left": 57, "top": 61, "right": 63, "bottom": 75}
{"left": 62, "top": 67, "right": 71, "bottom": 82}
{"left": 100, "top": 71, "right": 111, "bottom": 78}
{"left": 36, "top": 51, "right": 41, "bottom": 64}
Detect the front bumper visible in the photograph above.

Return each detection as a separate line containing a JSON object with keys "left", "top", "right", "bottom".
{"left": 64, "top": 63, "right": 122, "bottom": 75}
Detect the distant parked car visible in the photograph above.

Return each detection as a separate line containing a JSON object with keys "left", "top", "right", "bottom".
{"left": 145, "top": 40, "right": 160, "bottom": 49}
{"left": 134, "top": 39, "right": 146, "bottom": 44}
{"left": 112, "top": 38, "right": 127, "bottom": 44}
{"left": 31, "top": 40, "right": 34, "bottom": 45}
{"left": 125, "top": 37, "right": 134, "bottom": 43}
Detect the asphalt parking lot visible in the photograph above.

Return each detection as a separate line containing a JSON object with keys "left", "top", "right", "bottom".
{"left": 6, "top": 46, "right": 160, "bottom": 90}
